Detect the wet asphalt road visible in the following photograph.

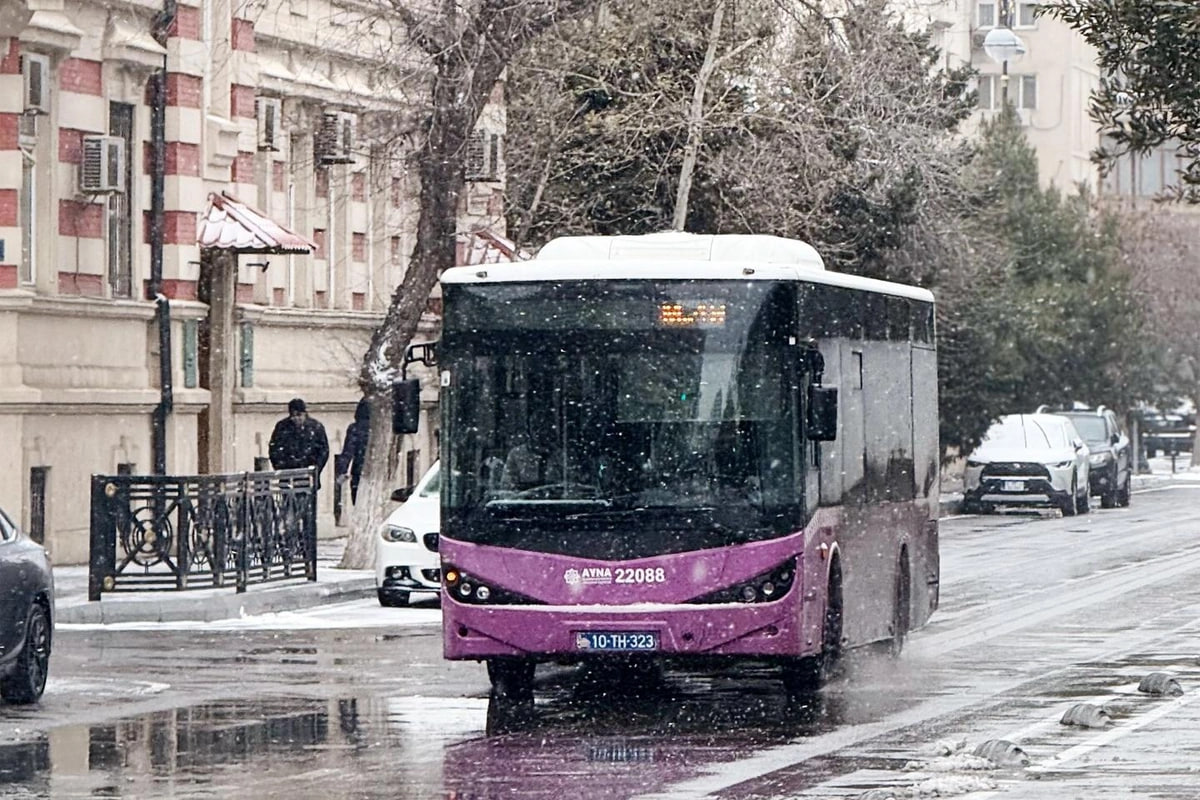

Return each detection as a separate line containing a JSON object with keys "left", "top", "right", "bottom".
{"left": 3, "top": 478, "right": 1200, "bottom": 799}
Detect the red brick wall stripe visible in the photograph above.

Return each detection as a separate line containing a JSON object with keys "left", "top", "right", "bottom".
{"left": 145, "top": 210, "right": 198, "bottom": 245}
{"left": 352, "top": 292, "right": 365, "bottom": 310}
{"left": 231, "top": 84, "right": 256, "bottom": 119}
{"left": 272, "top": 287, "right": 284, "bottom": 305}
{"left": 0, "top": 114, "right": 18, "bottom": 150}
{"left": 160, "top": 279, "right": 198, "bottom": 300}
{"left": 273, "top": 161, "right": 285, "bottom": 192}
{"left": 146, "top": 141, "right": 201, "bottom": 177}
{"left": 164, "top": 210, "right": 197, "bottom": 245}
{"left": 0, "top": 40, "right": 19, "bottom": 75}
{"left": 165, "top": 74, "right": 202, "bottom": 109}
{"left": 231, "top": 152, "right": 255, "bottom": 184}
{"left": 235, "top": 282, "right": 255, "bottom": 304}
{"left": 59, "top": 59, "right": 103, "bottom": 96}
{"left": 0, "top": 189, "right": 17, "bottom": 227}
{"left": 59, "top": 200, "right": 104, "bottom": 238}
{"left": 231, "top": 18, "right": 256, "bottom": 52}
{"left": 352, "top": 173, "right": 366, "bottom": 201}
{"left": 0, "top": 265, "right": 17, "bottom": 289}
{"left": 58, "top": 128, "right": 84, "bottom": 164}
{"left": 169, "top": 6, "right": 202, "bottom": 40}
{"left": 58, "top": 272, "right": 104, "bottom": 296}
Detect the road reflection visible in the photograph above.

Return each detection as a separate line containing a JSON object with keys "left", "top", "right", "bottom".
{"left": 0, "top": 650, "right": 924, "bottom": 799}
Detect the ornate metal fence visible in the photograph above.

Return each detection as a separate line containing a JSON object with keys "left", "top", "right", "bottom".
{"left": 88, "top": 468, "right": 318, "bottom": 600}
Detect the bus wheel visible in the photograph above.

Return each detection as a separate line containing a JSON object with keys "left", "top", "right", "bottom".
{"left": 782, "top": 564, "right": 843, "bottom": 697}
{"left": 487, "top": 658, "right": 536, "bottom": 704}
{"left": 889, "top": 558, "right": 911, "bottom": 658}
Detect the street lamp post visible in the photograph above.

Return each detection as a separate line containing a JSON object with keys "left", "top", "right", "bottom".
{"left": 982, "top": 1, "right": 1026, "bottom": 109}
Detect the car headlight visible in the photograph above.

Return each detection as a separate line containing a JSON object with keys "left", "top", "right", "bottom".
{"left": 1051, "top": 461, "right": 1074, "bottom": 468}
{"left": 966, "top": 460, "right": 985, "bottom": 468}
{"left": 380, "top": 524, "right": 417, "bottom": 543}
{"left": 1088, "top": 453, "right": 1110, "bottom": 466}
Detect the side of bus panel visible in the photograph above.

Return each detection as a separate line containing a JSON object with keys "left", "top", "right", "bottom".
{"left": 910, "top": 344, "right": 941, "bottom": 629}
{"left": 802, "top": 286, "right": 939, "bottom": 648}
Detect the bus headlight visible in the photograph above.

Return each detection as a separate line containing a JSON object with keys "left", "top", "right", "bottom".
{"left": 441, "top": 564, "right": 541, "bottom": 605}
{"left": 690, "top": 560, "right": 797, "bottom": 605}
{"left": 380, "top": 525, "right": 417, "bottom": 543}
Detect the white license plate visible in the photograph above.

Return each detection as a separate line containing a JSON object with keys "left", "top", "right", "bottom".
{"left": 1002, "top": 480, "right": 1025, "bottom": 492}
{"left": 575, "top": 631, "right": 659, "bottom": 651}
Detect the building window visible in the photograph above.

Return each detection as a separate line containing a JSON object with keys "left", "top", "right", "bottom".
{"left": 464, "top": 131, "right": 502, "bottom": 181}
{"left": 108, "top": 102, "right": 134, "bottom": 297}
{"left": 978, "top": 1, "right": 996, "bottom": 28}
{"left": 1019, "top": 75, "right": 1037, "bottom": 109}
{"left": 976, "top": 74, "right": 1037, "bottom": 110}
{"left": 1016, "top": 2, "right": 1038, "bottom": 27}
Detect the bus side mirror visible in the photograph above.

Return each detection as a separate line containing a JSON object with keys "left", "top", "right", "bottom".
{"left": 392, "top": 379, "right": 421, "bottom": 435}
{"left": 806, "top": 385, "right": 838, "bottom": 441}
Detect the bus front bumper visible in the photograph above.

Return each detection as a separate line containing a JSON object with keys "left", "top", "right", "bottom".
{"left": 441, "top": 590, "right": 814, "bottom": 661}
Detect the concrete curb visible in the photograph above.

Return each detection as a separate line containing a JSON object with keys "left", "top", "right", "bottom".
{"left": 56, "top": 576, "right": 376, "bottom": 625}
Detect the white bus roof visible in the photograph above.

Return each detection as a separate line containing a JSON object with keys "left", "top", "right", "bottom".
{"left": 441, "top": 232, "right": 934, "bottom": 303}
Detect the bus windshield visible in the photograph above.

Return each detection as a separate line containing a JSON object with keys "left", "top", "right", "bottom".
{"left": 441, "top": 280, "right": 802, "bottom": 556}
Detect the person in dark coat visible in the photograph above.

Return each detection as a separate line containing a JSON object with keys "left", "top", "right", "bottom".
{"left": 269, "top": 398, "right": 330, "bottom": 489}
{"left": 338, "top": 397, "right": 371, "bottom": 504}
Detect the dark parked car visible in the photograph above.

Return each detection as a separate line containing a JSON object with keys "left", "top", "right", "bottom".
{"left": 0, "top": 505, "right": 54, "bottom": 704}
{"left": 1139, "top": 409, "right": 1195, "bottom": 457}
{"left": 1043, "top": 406, "right": 1132, "bottom": 509}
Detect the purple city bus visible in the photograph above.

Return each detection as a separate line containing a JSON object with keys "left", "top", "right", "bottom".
{"left": 431, "top": 232, "right": 939, "bottom": 701}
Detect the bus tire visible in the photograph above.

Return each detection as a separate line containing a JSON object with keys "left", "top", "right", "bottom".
{"left": 889, "top": 556, "right": 911, "bottom": 658}
{"left": 782, "top": 562, "right": 843, "bottom": 697}
{"left": 487, "top": 657, "right": 535, "bottom": 704}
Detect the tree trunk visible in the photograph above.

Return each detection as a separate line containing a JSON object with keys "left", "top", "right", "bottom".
{"left": 338, "top": 0, "right": 602, "bottom": 569}
{"left": 671, "top": 0, "right": 725, "bottom": 231}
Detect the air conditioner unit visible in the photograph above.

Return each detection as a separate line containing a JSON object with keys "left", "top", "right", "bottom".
{"left": 257, "top": 96, "right": 283, "bottom": 152}
{"left": 21, "top": 53, "right": 50, "bottom": 115}
{"left": 80, "top": 135, "right": 125, "bottom": 193}
{"left": 316, "top": 110, "right": 355, "bottom": 164}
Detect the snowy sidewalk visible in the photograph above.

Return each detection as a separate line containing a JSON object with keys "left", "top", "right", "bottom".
{"left": 53, "top": 537, "right": 374, "bottom": 625}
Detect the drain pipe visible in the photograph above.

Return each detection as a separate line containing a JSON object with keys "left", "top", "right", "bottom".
{"left": 149, "top": 0, "right": 177, "bottom": 475}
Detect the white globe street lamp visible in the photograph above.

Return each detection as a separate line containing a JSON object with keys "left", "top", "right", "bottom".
{"left": 982, "top": 26, "right": 1027, "bottom": 108}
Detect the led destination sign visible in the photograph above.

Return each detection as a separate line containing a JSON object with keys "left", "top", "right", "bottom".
{"left": 657, "top": 301, "right": 727, "bottom": 328}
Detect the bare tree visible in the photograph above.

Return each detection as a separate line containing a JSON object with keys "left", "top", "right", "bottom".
{"left": 341, "top": 0, "right": 602, "bottom": 570}
{"left": 1117, "top": 207, "right": 1200, "bottom": 464}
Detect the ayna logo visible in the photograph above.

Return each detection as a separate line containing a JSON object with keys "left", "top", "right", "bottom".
{"left": 563, "top": 567, "right": 613, "bottom": 586}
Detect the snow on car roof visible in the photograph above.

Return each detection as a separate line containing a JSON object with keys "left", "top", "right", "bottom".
{"left": 441, "top": 232, "right": 935, "bottom": 303}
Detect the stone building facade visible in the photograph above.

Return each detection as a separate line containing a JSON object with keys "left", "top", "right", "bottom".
{"left": 0, "top": 0, "right": 505, "bottom": 563}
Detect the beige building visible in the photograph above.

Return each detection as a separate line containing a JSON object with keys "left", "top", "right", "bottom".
{"left": 0, "top": 0, "right": 506, "bottom": 563}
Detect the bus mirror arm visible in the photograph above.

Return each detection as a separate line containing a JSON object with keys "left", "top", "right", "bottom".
{"left": 806, "top": 385, "right": 838, "bottom": 441}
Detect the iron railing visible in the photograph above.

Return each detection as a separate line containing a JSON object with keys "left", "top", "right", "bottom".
{"left": 88, "top": 468, "right": 318, "bottom": 600}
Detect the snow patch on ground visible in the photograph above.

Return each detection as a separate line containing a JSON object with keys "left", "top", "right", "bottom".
{"left": 903, "top": 753, "right": 995, "bottom": 772}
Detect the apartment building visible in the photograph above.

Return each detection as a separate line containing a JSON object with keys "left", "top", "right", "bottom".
{"left": 0, "top": 0, "right": 505, "bottom": 563}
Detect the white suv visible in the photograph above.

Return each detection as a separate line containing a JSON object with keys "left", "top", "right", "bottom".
{"left": 375, "top": 461, "right": 440, "bottom": 606}
{"left": 962, "top": 414, "right": 1091, "bottom": 516}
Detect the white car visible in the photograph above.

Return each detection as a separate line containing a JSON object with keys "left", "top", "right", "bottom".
{"left": 962, "top": 413, "right": 1091, "bottom": 516}
{"left": 375, "top": 461, "right": 440, "bottom": 607}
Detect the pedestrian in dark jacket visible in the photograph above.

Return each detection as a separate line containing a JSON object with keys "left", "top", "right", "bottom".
{"left": 269, "top": 398, "right": 330, "bottom": 489}
{"left": 339, "top": 398, "right": 370, "bottom": 504}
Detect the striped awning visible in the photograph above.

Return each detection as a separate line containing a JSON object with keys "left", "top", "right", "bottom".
{"left": 197, "top": 192, "right": 315, "bottom": 254}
